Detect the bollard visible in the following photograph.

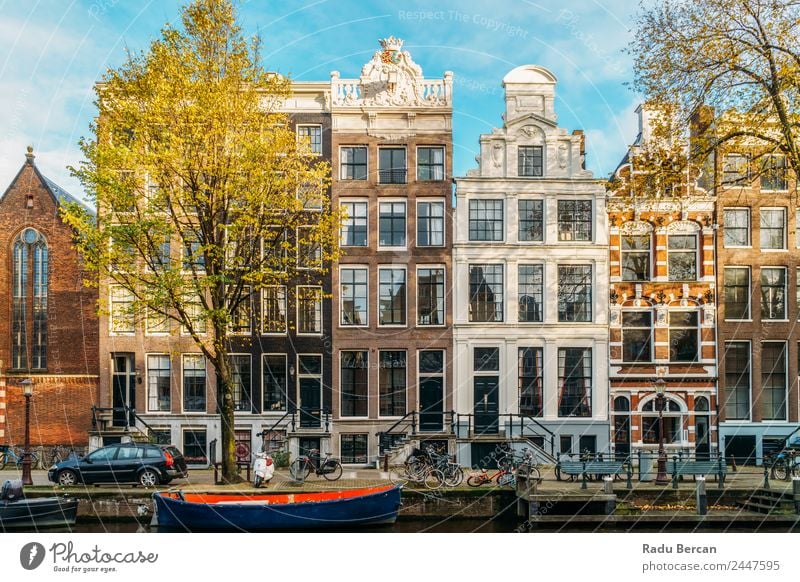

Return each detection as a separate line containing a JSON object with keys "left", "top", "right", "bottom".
{"left": 603, "top": 475, "right": 613, "bottom": 495}
{"left": 763, "top": 462, "right": 770, "bottom": 490}
{"left": 793, "top": 477, "right": 800, "bottom": 515}
{"left": 695, "top": 476, "right": 707, "bottom": 516}
{"left": 383, "top": 453, "right": 389, "bottom": 473}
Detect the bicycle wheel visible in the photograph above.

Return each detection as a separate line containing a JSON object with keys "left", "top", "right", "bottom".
{"left": 772, "top": 461, "right": 789, "bottom": 481}
{"left": 467, "top": 473, "right": 487, "bottom": 487}
{"left": 405, "top": 461, "right": 428, "bottom": 484}
{"left": 443, "top": 465, "right": 464, "bottom": 487}
{"left": 424, "top": 468, "right": 445, "bottom": 490}
{"left": 0, "top": 452, "right": 6, "bottom": 470}
{"left": 389, "top": 464, "right": 410, "bottom": 486}
{"left": 289, "top": 459, "right": 310, "bottom": 482}
{"left": 322, "top": 460, "right": 343, "bottom": 481}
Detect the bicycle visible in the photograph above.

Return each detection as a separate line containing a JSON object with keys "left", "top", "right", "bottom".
{"left": 769, "top": 449, "right": 799, "bottom": 480}
{"left": 0, "top": 445, "right": 39, "bottom": 470}
{"left": 49, "top": 445, "right": 78, "bottom": 467}
{"left": 289, "top": 449, "right": 343, "bottom": 482}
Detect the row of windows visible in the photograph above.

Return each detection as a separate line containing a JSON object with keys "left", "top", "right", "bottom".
{"left": 723, "top": 207, "right": 794, "bottom": 250}
{"left": 619, "top": 310, "right": 701, "bottom": 363}
{"left": 339, "top": 267, "right": 445, "bottom": 327}
{"left": 341, "top": 200, "right": 445, "bottom": 248}
{"left": 720, "top": 153, "right": 788, "bottom": 191}
{"left": 110, "top": 285, "right": 323, "bottom": 336}
{"left": 620, "top": 232, "right": 700, "bottom": 282}
{"left": 468, "top": 199, "right": 592, "bottom": 242}
{"left": 340, "top": 146, "right": 446, "bottom": 183}
{"left": 144, "top": 353, "right": 323, "bottom": 414}
{"left": 723, "top": 341, "right": 790, "bottom": 421}
{"left": 723, "top": 266, "right": 800, "bottom": 321}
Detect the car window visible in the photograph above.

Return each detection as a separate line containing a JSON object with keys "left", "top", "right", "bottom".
{"left": 144, "top": 448, "right": 162, "bottom": 459}
{"left": 116, "top": 447, "right": 143, "bottom": 461}
{"left": 165, "top": 447, "right": 182, "bottom": 457}
{"left": 87, "top": 447, "right": 117, "bottom": 462}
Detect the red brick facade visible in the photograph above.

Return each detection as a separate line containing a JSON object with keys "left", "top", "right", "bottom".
{"left": 0, "top": 149, "right": 99, "bottom": 446}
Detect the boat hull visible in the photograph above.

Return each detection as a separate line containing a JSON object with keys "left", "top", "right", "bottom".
{"left": 0, "top": 497, "right": 79, "bottom": 530}
{"left": 153, "top": 485, "right": 402, "bottom": 531}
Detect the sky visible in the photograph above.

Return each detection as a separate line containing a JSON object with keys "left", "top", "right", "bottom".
{"left": 0, "top": 0, "right": 642, "bottom": 201}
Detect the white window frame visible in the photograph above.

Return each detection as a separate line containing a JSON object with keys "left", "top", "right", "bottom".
{"left": 377, "top": 199, "right": 408, "bottom": 250}
{"left": 296, "top": 285, "right": 323, "bottom": 336}
{"left": 666, "top": 233, "right": 699, "bottom": 282}
{"left": 261, "top": 353, "right": 288, "bottom": 413}
{"left": 377, "top": 266, "right": 408, "bottom": 328}
{"left": 760, "top": 207, "right": 787, "bottom": 252}
{"left": 377, "top": 146, "right": 408, "bottom": 185}
{"left": 416, "top": 264, "right": 446, "bottom": 328}
{"left": 229, "top": 353, "right": 253, "bottom": 414}
{"left": 339, "top": 350, "right": 369, "bottom": 419}
{"left": 378, "top": 349, "right": 408, "bottom": 419}
{"left": 339, "top": 145, "right": 369, "bottom": 181}
{"left": 228, "top": 286, "right": 252, "bottom": 336}
{"left": 415, "top": 145, "right": 446, "bottom": 182}
{"left": 340, "top": 199, "right": 369, "bottom": 248}
{"left": 723, "top": 341, "right": 752, "bottom": 422}
{"left": 145, "top": 305, "right": 170, "bottom": 336}
{"left": 296, "top": 124, "right": 322, "bottom": 155}
{"left": 722, "top": 207, "right": 751, "bottom": 248}
{"left": 517, "top": 198, "right": 545, "bottom": 244}
{"left": 261, "top": 285, "right": 287, "bottom": 335}
{"left": 339, "top": 266, "right": 369, "bottom": 327}
{"left": 109, "top": 284, "right": 135, "bottom": 335}
{"left": 761, "top": 340, "right": 788, "bottom": 422}
{"left": 145, "top": 353, "right": 171, "bottom": 413}
{"left": 416, "top": 199, "right": 446, "bottom": 247}
{"left": 180, "top": 353, "right": 208, "bottom": 414}
{"left": 761, "top": 266, "right": 788, "bottom": 321}
{"left": 296, "top": 226, "right": 322, "bottom": 270}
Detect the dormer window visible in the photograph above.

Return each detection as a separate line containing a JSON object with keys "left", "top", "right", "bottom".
{"left": 518, "top": 146, "right": 543, "bottom": 177}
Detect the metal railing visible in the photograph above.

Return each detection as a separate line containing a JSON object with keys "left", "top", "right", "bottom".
{"left": 90, "top": 405, "right": 154, "bottom": 442}
{"left": 378, "top": 169, "right": 407, "bottom": 184}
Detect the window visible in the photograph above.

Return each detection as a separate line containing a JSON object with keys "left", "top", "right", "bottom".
{"left": 340, "top": 434, "right": 368, "bottom": 464}
{"left": 760, "top": 208, "right": 786, "bottom": 250}
{"left": 378, "top": 148, "right": 407, "bottom": 184}
{"left": 340, "top": 268, "right": 368, "bottom": 325}
{"left": 182, "top": 429, "right": 208, "bottom": 465}
{"left": 761, "top": 342, "right": 787, "bottom": 420}
{"left": 230, "top": 355, "right": 252, "bottom": 413}
{"left": 11, "top": 236, "right": 27, "bottom": 369}
{"left": 109, "top": 229, "right": 135, "bottom": 273}
{"left": 518, "top": 145, "right": 543, "bottom": 177}
{"left": 297, "top": 286, "right": 322, "bottom": 334}
{"left": 148, "top": 237, "right": 170, "bottom": 271}
{"left": 297, "top": 226, "right": 322, "bottom": 269}
{"left": 297, "top": 125, "right": 322, "bottom": 154}
{"left": 667, "top": 235, "right": 698, "bottom": 281}
{"left": 761, "top": 267, "right": 786, "bottom": 319}
{"left": 110, "top": 285, "right": 135, "bottom": 334}
{"left": 518, "top": 265, "right": 543, "bottom": 323}
{"left": 724, "top": 342, "right": 750, "bottom": 420}
{"left": 641, "top": 398, "right": 683, "bottom": 444}
{"left": 417, "top": 267, "right": 445, "bottom": 326}
{"left": 417, "top": 201, "right": 444, "bottom": 246}
{"left": 620, "top": 234, "right": 651, "bottom": 281}
{"left": 340, "top": 201, "right": 368, "bottom": 246}
{"left": 557, "top": 200, "right": 592, "bottom": 241}
{"left": 379, "top": 351, "right": 406, "bottom": 416}
{"left": 262, "top": 227, "right": 288, "bottom": 268}
{"left": 722, "top": 154, "right": 750, "bottom": 185}
{"left": 669, "top": 311, "right": 698, "bottom": 362}
{"left": 341, "top": 351, "right": 368, "bottom": 417}
{"left": 518, "top": 347, "right": 543, "bottom": 417}
{"left": 182, "top": 296, "right": 207, "bottom": 335}
{"left": 378, "top": 268, "right": 406, "bottom": 325}
{"left": 518, "top": 200, "right": 544, "bottom": 242}
{"left": 262, "top": 354, "right": 287, "bottom": 412}
{"left": 469, "top": 199, "right": 504, "bottom": 241}
{"left": 469, "top": 264, "right": 504, "bottom": 322}
{"left": 558, "top": 348, "right": 592, "bottom": 417}
{"left": 622, "top": 311, "right": 652, "bottom": 362}
{"left": 261, "top": 286, "right": 287, "bottom": 334}
{"left": 340, "top": 146, "right": 367, "bottom": 180}
{"left": 379, "top": 202, "right": 406, "bottom": 247}
{"left": 557, "top": 265, "right": 592, "bottom": 322}
{"left": 182, "top": 231, "right": 204, "bottom": 272}
{"left": 11, "top": 229, "right": 48, "bottom": 370}
{"left": 182, "top": 354, "right": 206, "bottom": 412}
{"left": 723, "top": 209, "right": 750, "bottom": 247}
{"left": 417, "top": 147, "right": 445, "bottom": 181}
{"left": 724, "top": 267, "right": 750, "bottom": 320}
{"left": 228, "top": 287, "right": 251, "bottom": 335}
{"left": 761, "top": 155, "right": 787, "bottom": 191}
{"left": 298, "top": 355, "right": 323, "bottom": 428}
{"left": 147, "top": 355, "right": 171, "bottom": 412}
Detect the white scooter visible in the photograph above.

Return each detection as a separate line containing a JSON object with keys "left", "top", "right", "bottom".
{"left": 253, "top": 452, "right": 275, "bottom": 488}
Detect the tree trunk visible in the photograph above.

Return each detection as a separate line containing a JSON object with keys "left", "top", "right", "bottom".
{"left": 216, "top": 358, "right": 242, "bottom": 483}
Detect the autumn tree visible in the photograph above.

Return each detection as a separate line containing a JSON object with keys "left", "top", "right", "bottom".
{"left": 62, "top": 0, "right": 340, "bottom": 482}
{"left": 630, "top": 0, "right": 800, "bottom": 184}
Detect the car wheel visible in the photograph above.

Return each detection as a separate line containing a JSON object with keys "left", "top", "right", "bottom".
{"left": 139, "top": 468, "right": 160, "bottom": 488}
{"left": 58, "top": 469, "right": 78, "bottom": 486}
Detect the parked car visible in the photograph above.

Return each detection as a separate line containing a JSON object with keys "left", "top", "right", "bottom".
{"left": 47, "top": 442, "right": 189, "bottom": 487}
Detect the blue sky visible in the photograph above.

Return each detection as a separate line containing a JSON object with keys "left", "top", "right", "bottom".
{"left": 0, "top": 0, "right": 641, "bottom": 200}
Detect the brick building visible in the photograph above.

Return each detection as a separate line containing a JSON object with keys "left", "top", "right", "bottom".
{"left": 0, "top": 148, "right": 98, "bottom": 450}
{"left": 329, "top": 38, "right": 454, "bottom": 464}
{"left": 608, "top": 106, "right": 718, "bottom": 460}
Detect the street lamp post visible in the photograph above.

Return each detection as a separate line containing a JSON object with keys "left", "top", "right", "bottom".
{"left": 654, "top": 373, "right": 668, "bottom": 485}
{"left": 20, "top": 378, "right": 33, "bottom": 486}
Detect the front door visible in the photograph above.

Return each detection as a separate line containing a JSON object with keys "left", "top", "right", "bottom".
{"left": 299, "top": 378, "right": 321, "bottom": 428}
{"left": 614, "top": 415, "right": 631, "bottom": 460}
{"left": 695, "top": 416, "right": 710, "bottom": 459}
{"left": 112, "top": 354, "right": 136, "bottom": 427}
{"left": 419, "top": 377, "right": 444, "bottom": 432}
{"left": 473, "top": 377, "right": 499, "bottom": 435}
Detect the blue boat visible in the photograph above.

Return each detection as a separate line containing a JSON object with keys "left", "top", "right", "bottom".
{"left": 152, "top": 484, "right": 402, "bottom": 531}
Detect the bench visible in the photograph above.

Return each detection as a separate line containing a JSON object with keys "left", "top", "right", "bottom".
{"left": 666, "top": 457, "right": 727, "bottom": 489}
{"left": 213, "top": 461, "right": 251, "bottom": 484}
{"left": 556, "top": 459, "right": 633, "bottom": 489}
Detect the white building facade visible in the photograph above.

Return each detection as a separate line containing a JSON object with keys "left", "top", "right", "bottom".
{"left": 453, "top": 65, "right": 610, "bottom": 466}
